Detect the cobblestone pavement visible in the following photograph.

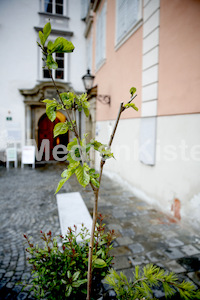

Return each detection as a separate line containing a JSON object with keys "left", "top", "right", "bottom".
{"left": 0, "top": 163, "right": 200, "bottom": 299}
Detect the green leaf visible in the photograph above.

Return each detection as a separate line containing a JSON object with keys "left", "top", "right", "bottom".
{"left": 90, "top": 177, "right": 100, "bottom": 188}
{"left": 47, "top": 40, "right": 53, "bottom": 52}
{"left": 130, "top": 87, "right": 136, "bottom": 96}
{"left": 60, "top": 92, "right": 74, "bottom": 108}
{"left": 53, "top": 122, "right": 69, "bottom": 137}
{"left": 42, "top": 99, "right": 57, "bottom": 104}
{"left": 93, "top": 258, "right": 107, "bottom": 268}
{"left": 72, "top": 279, "right": 87, "bottom": 288}
{"left": 43, "top": 22, "right": 51, "bottom": 40}
{"left": 46, "top": 103, "right": 57, "bottom": 122}
{"left": 67, "top": 138, "right": 78, "bottom": 151}
{"left": 72, "top": 271, "right": 80, "bottom": 281}
{"left": 90, "top": 139, "right": 104, "bottom": 152}
{"left": 124, "top": 102, "right": 138, "bottom": 111}
{"left": 39, "top": 31, "right": 45, "bottom": 46}
{"left": 61, "top": 161, "right": 79, "bottom": 178}
{"left": 83, "top": 162, "right": 90, "bottom": 171}
{"left": 66, "top": 285, "right": 72, "bottom": 297}
{"left": 83, "top": 107, "right": 89, "bottom": 117}
{"left": 55, "top": 178, "right": 68, "bottom": 194}
{"left": 75, "top": 165, "right": 90, "bottom": 188}
{"left": 88, "top": 168, "right": 96, "bottom": 175}
{"left": 82, "top": 101, "right": 90, "bottom": 117}
{"left": 50, "top": 37, "right": 75, "bottom": 54}
{"left": 46, "top": 54, "right": 58, "bottom": 69}
{"left": 67, "top": 270, "right": 71, "bottom": 278}
{"left": 101, "top": 147, "right": 114, "bottom": 160}
{"left": 66, "top": 152, "right": 76, "bottom": 164}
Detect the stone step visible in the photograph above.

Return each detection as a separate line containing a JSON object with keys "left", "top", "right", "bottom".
{"left": 56, "top": 192, "right": 92, "bottom": 242}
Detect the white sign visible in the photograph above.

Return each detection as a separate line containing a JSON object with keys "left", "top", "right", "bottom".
{"left": 21, "top": 146, "right": 35, "bottom": 168}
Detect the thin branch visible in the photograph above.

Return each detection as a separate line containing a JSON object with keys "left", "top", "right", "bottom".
{"left": 87, "top": 99, "right": 130, "bottom": 300}
{"left": 86, "top": 189, "right": 98, "bottom": 300}
{"left": 128, "top": 93, "right": 137, "bottom": 104}
{"left": 108, "top": 102, "right": 124, "bottom": 148}
{"left": 47, "top": 67, "right": 63, "bottom": 106}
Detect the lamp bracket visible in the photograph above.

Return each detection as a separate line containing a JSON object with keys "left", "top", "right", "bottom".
{"left": 97, "top": 95, "right": 111, "bottom": 106}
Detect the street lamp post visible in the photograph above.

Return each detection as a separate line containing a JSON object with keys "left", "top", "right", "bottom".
{"left": 82, "top": 69, "right": 111, "bottom": 106}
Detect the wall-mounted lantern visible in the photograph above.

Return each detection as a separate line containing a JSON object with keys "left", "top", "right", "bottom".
{"left": 82, "top": 69, "right": 111, "bottom": 106}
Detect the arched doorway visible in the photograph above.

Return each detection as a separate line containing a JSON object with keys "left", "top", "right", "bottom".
{"left": 38, "top": 112, "right": 68, "bottom": 161}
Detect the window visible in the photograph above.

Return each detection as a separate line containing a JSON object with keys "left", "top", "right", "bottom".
{"left": 44, "top": 0, "right": 64, "bottom": 15}
{"left": 81, "top": 0, "right": 90, "bottom": 20}
{"left": 116, "top": 0, "right": 141, "bottom": 45}
{"left": 42, "top": 49, "right": 65, "bottom": 81}
{"left": 95, "top": 2, "right": 106, "bottom": 70}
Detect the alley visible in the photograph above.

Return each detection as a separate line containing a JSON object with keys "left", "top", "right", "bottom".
{"left": 0, "top": 163, "right": 200, "bottom": 299}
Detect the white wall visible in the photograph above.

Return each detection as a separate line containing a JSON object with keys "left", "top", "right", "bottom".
{"left": 0, "top": 0, "right": 86, "bottom": 156}
{"left": 0, "top": 0, "right": 39, "bottom": 151}
{"left": 68, "top": 0, "right": 87, "bottom": 92}
{"left": 95, "top": 113, "right": 200, "bottom": 230}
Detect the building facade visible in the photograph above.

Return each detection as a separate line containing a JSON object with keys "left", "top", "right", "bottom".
{"left": 83, "top": 0, "right": 200, "bottom": 230}
{"left": 1, "top": 0, "right": 200, "bottom": 230}
{"left": 0, "top": 0, "right": 86, "bottom": 162}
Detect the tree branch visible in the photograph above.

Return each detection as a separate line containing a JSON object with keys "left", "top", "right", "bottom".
{"left": 87, "top": 98, "right": 134, "bottom": 299}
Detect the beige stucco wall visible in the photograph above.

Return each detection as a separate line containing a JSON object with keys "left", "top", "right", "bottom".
{"left": 91, "top": 0, "right": 142, "bottom": 121}
{"left": 95, "top": 113, "right": 200, "bottom": 230}
{"left": 158, "top": 0, "right": 200, "bottom": 116}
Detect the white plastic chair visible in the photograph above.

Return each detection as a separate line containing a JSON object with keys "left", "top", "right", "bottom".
{"left": 6, "top": 148, "right": 17, "bottom": 169}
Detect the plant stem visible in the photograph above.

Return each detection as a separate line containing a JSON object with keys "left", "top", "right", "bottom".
{"left": 86, "top": 101, "right": 126, "bottom": 300}
{"left": 87, "top": 189, "right": 98, "bottom": 300}
{"left": 47, "top": 66, "right": 80, "bottom": 138}
{"left": 47, "top": 67, "right": 64, "bottom": 107}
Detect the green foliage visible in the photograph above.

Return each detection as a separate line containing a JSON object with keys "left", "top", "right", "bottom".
{"left": 38, "top": 22, "right": 51, "bottom": 46}
{"left": 124, "top": 102, "right": 138, "bottom": 111}
{"left": 46, "top": 102, "right": 57, "bottom": 121}
{"left": 105, "top": 264, "right": 199, "bottom": 300}
{"left": 47, "top": 37, "right": 75, "bottom": 54}
{"left": 38, "top": 22, "right": 74, "bottom": 72}
{"left": 24, "top": 220, "right": 115, "bottom": 299}
{"left": 46, "top": 54, "right": 58, "bottom": 69}
{"left": 60, "top": 92, "right": 74, "bottom": 109}
{"left": 53, "top": 122, "right": 69, "bottom": 137}
{"left": 55, "top": 137, "right": 109, "bottom": 192}
{"left": 90, "top": 139, "right": 114, "bottom": 160}
{"left": 75, "top": 163, "right": 90, "bottom": 188}
{"left": 130, "top": 87, "right": 136, "bottom": 96}
{"left": 76, "top": 93, "right": 90, "bottom": 117}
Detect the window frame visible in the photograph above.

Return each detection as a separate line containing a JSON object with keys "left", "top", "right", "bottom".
{"left": 115, "top": 0, "right": 142, "bottom": 50}
{"left": 41, "top": 0, "right": 67, "bottom": 16}
{"left": 95, "top": 1, "right": 107, "bottom": 71}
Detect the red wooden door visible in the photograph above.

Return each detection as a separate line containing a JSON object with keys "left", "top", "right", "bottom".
{"left": 38, "top": 114, "right": 68, "bottom": 161}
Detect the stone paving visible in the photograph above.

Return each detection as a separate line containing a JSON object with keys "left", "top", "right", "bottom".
{"left": 0, "top": 163, "right": 200, "bottom": 299}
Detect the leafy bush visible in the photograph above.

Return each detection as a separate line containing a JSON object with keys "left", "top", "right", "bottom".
{"left": 24, "top": 216, "right": 115, "bottom": 299}
{"left": 105, "top": 264, "right": 200, "bottom": 300}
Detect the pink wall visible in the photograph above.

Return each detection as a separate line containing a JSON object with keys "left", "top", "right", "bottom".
{"left": 91, "top": 0, "right": 142, "bottom": 121}
{"left": 158, "top": 0, "right": 200, "bottom": 116}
